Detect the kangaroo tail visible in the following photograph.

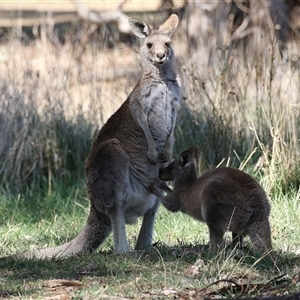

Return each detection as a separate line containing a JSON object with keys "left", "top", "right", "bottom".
{"left": 15, "top": 205, "right": 112, "bottom": 259}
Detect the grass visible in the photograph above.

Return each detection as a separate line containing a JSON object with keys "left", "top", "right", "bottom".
{"left": 0, "top": 7, "right": 300, "bottom": 300}
{"left": 0, "top": 184, "right": 300, "bottom": 299}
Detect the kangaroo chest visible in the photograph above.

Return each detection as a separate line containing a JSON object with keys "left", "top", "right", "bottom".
{"left": 140, "top": 80, "right": 180, "bottom": 150}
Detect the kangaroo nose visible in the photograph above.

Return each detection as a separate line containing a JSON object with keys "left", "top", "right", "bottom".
{"left": 156, "top": 52, "right": 166, "bottom": 63}
{"left": 156, "top": 52, "right": 165, "bottom": 59}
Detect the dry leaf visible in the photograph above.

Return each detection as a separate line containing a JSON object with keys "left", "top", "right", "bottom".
{"left": 183, "top": 259, "right": 204, "bottom": 277}
{"left": 43, "top": 294, "right": 70, "bottom": 300}
{"left": 160, "top": 288, "right": 177, "bottom": 296}
{"left": 43, "top": 279, "right": 82, "bottom": 289}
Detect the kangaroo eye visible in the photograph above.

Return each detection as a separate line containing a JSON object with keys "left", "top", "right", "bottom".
{"left": 146, "top": 42, "right": 153, "bottom": 49}
{"left": 165, "top": 41, "right": 171, "bottom": 47}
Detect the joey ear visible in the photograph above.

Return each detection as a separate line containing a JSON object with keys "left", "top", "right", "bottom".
{"left": 180, "top": 149, "right": 191, "bottom": 166}
{"left": 158, "top": 14, "right": 179, "bottom": 37}
{"left": 129, "top": 18, "right": 151, "bottom": 38}
{"left": 189, "top": 146, "right": 199, "bottom": 160}
{"left": 180, "top": 146, "right": 199, "bottom": 166}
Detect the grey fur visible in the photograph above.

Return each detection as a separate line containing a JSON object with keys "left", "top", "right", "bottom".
{"left": 14, "top": 14, "right": 181, "bottom": 259}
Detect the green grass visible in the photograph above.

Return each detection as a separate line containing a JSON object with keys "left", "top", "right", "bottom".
{"left": 1, "top": 184, "right": 300, "bottom": 299}
{"left": 0, "top": 9, "right": 300, "bottom": 300}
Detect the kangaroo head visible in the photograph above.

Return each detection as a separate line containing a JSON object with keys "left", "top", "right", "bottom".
{"left": 129, "top": 14, "right": 179, "bottom": 66}
{"left": 159, "top": 146, "right": 199, "bottom": 181}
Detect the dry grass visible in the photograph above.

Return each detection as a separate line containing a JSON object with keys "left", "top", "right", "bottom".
{"left": 0, "top": 9, "right": 299, "bottom": 194}
{"left": 173, "top": 8, "right": 300, "bottom": 193}
{"left": 0, "top": 27, "right": 139, "bottom": 191}
{"left": 0, "top": 0, "right": 185, "bottom": 13}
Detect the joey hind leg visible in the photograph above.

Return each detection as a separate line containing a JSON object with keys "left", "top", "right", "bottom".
{"left": 231, "top": 232, "right": 244, "bottom": 249}
{"left": 207, "top": 224, "right": 225, "bottom": 254}
{"left": 247, "top": 221, "right": 272, "bottom": 254}
{"left": 135, "top": 195, "right": 160, "bottom": 250}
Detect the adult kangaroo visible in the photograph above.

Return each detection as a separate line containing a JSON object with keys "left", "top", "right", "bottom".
{"left": 158, "top": 146, "right": 273, "bottom": 255}
{"left": 16, "top": 14, "right": 181, "bottom": 259}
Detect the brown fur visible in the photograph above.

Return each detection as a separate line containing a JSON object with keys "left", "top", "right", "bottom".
{"left": 158, "top": 146, "right": 273, "bottom": 254}
{"left": 14, "top": 14, "right": 181, "bottom": 259}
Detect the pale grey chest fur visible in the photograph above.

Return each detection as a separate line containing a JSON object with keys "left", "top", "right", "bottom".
{"left": 131, "top": 78, "right": 181, "bottom": 153}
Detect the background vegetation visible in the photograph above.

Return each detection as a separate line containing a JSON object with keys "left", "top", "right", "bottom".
{"left": 0, "top": 7, "right": 300, "bottom": 299}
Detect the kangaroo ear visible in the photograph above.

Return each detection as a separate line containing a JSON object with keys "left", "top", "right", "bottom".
{"left": 189, "top": 146, "right": 199, "bottom": 160}
{"left": 158, "top": 14, "right": 179, "bottom": 37}
{"left": 129, "top": 18, "right": 151, "bottom": 38}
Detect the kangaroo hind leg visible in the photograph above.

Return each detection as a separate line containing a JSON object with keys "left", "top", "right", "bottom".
{"left": 110, "top": 202, "right": 131, "bottom": 253}
{"left": 135, "top": 194, "right": 160, "bottom": 250}
{"left": 87, "top": 140, "right": 131, "bottom": 254}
